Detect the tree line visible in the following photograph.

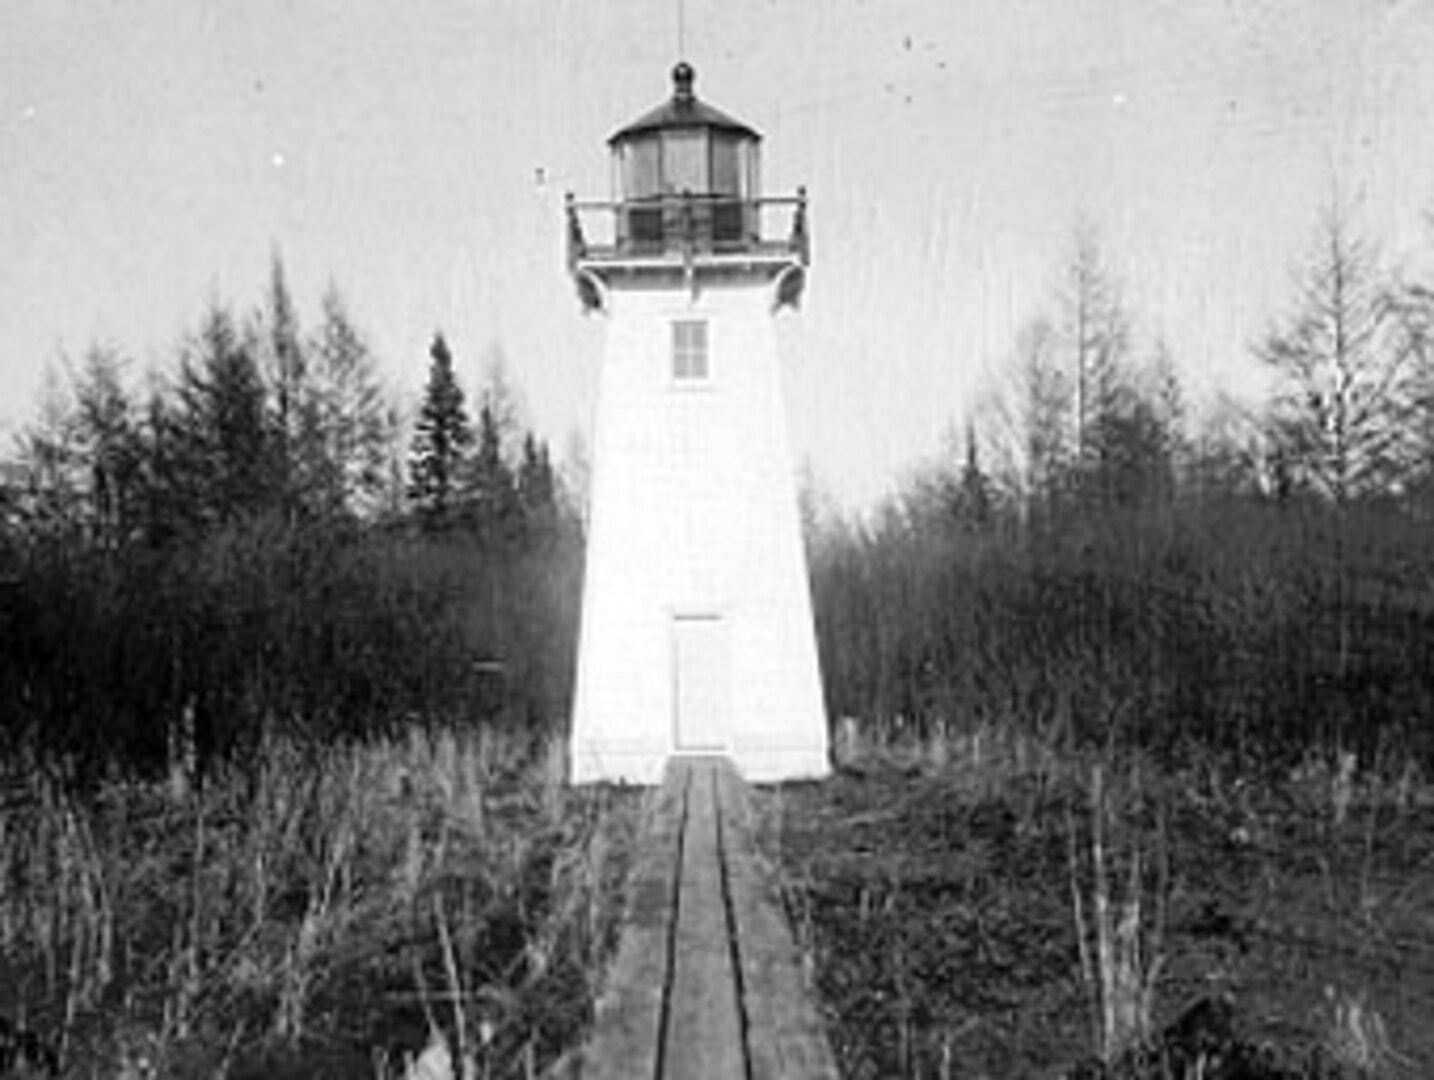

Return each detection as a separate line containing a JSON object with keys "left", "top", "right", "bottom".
{"left": 809, "top": 207, "right": 1434, "bottom": 768}
{"left": 6, "top": 200, "right": 1434, "bottom": 781}
{"left": 0, "top": 256, "right": 580, "bottom": 782}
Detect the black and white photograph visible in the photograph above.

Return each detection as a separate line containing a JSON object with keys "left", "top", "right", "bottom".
{"left": 3, "top": 2, "right": 1433, "bottom": 1076}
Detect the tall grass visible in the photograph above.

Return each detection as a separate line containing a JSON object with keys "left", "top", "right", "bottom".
{"left": 1067, "top": 762, "right": 1167, "bottom": 1069}
{"left": 0, "top": 726, "right": 636, "bottom": 1079}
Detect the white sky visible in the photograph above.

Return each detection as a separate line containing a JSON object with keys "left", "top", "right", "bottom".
{"left": 3, "top": 0, "right": 1433, "bottom": 508}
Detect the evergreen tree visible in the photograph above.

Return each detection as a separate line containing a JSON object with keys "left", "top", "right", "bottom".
{"left": 1014, "top": 315, "right": 1075, "bottom": 517}
{"left": 12, "top": 364, "right": 85, "bottom": 540}
{"left": 168, "top": 302, "right": 275, "bottom": 527}
{"left": 1084, "top": 386, "right": 1176, "bottom": 509}
{"left": 408, "top": 332, "right": 472, "bottom": 526}
{"left": 477, "top": 347, "right": 521, "bottom": 456}
{"left": 466, "top": 401, "right": 518, "bottom": 536}
{"left": 72, "top": 346, "right": 144, "bottom": 547}
{"left": 560, "top": 429, "right": 592, "bottom": 527}
{"left": 136, "top": 383, "right": 183, "bottom": 543}
{"left": 954, "top": 423, "right": 994, "bottom": 529}
{"left": 898, "top": 423, "right": 997, "bottom": 535}
{"left": 1184, "top": 394, "right": 1263, "bottom": 504}
{"left": 517, "top": 433, "right": 555, "bottom": 510}
{"left": 517, "top": 431, "right": 558, "bottom": 535}
{"left": 261, "top": 253, "right": 307, "bottom": 510}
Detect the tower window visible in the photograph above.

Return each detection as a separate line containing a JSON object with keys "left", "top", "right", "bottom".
{"left": 672, "top": 319, "right": 710, "bottom": 381}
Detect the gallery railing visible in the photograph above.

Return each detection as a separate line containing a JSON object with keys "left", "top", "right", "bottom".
{"left": 566, "top": 190, "right": 808, "bottom": 272}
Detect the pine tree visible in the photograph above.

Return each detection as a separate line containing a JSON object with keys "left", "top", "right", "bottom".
{"left": 477, "top": 348, "right": 521, "bottom": 454}
{"left": 466, "top": 401, "right": 518, "bottom": 537}
{"left": 170, "top": 302, "right": 276, "bottom": 527}
{"left": 72, "top": 346, "right": 144, "bottom": 547}
{"left": 955, "top": 423, "right": 994, "bottom": 528}
{"left": 1185, "top": 394, "right": 1262, "bottom": 504}
{"left": 408, "top": 332, "right": 472, "bottom": 527}
{"left": 517, "top": 432, "right": 558, "bottom": 536}
{"left": 12, "top": 364, "right": 85, "bottom": 540}
{"left": 261, "top": 253, "right": 307, "bottom": 512}
{"left": 1084, "top": 387, "right": 1176, "bottom": 509}
{"left": 517, "top": 433, "right": 555, "bottom": 509}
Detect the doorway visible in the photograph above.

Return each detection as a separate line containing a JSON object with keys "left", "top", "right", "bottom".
{"left": 672, "top": 614, "right": 730, "bottom": 751}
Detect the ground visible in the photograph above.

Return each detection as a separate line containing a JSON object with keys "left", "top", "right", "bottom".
{"left": 0, "top": 731, "right": 642, "bottom": 1080}
{"left": 759, "top": 735, "right": 1434, "bottom": 1079}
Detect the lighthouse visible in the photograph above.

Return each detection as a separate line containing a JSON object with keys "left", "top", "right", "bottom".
{"left": 565, "top": 63, "right": 828, "bottom": 784}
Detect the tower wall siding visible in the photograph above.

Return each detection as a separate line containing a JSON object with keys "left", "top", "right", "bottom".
{"left": 571, "top": 282, "right": 828, "bottom": 784}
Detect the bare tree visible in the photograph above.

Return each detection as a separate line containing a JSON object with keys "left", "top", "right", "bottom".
{"left": 308, "top": 285, "right": 391, "bottom": 518}
{"left": 1391, "top": 274, "right": 1434, "bottom": 507}
{"left": 1014, "top": 314, "right": 1075, "bottom": 517}
{"left": 1256, "top": 206, "right": 1417, "bottom": 678}
{"left": 996, "top": 226, "right": 1155, "bottom": 519}
{"left": 1061, "top": 224, "right": 1133, "bottom": 473}
{"left": 1256, "top": 206, "right": 1413, "bottom": 506}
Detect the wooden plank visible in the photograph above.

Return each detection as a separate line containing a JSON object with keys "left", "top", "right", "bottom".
{"left": 556, "top": 755, "right": 837, "bottom": 1080}
{"left": 570, "top": 761, "right": 691, "bottom": 1080}
{"left": 662, "top": 757, "right": 747, "bottom": 1080}
{"left": 716, "top": 760, "right": 840, "bottom": 1080}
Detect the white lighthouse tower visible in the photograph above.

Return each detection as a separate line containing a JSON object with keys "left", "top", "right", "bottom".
{"left": 566, "top": 63, "right": 828, "bottom": 784}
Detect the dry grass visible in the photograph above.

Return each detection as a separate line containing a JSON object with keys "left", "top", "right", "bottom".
{"left": 0, "top": 727, "right": 638, "bottom": 1079}
{"left": 1067, "top": 762, "right": 1167, "bottom": 1068}
{"left": 765, "top": 718, "right": 1434, "bottom": 1079}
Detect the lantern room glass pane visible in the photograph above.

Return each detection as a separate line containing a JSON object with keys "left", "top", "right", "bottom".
{"left": 622, "top": 138, "right": 661, "bottom": 199}
{"left": 662, "top": 130, "right": 708, "bottom": 195}
{"left": 711, "top": 134, "right": 743, "bottom": 196}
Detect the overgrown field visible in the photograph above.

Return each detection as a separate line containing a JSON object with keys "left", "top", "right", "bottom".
{"left": 0, "top": 729, "right": 639, "bottom": 1079}
{"left": 764, "top": 729, "right": 1434, "bottom": 1079}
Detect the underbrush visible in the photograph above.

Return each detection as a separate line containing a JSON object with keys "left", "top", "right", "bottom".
{"left": 0, "top": 727, "right": 639, "bottom": 1079}
{"left": 765, "top": 723, "right": 1434, "bottom": 1079}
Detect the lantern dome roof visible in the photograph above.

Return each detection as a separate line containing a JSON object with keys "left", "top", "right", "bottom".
{"left": 608, "top": 63, "right": 760, "bottom": 145}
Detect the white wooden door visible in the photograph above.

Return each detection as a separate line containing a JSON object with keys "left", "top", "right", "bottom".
{"left": 673, "top": 615, "right": 730, "bottom": 751}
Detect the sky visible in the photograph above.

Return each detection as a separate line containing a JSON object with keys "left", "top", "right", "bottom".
{"left": 3, "top": 0, "right": 1434, "bottom": 509}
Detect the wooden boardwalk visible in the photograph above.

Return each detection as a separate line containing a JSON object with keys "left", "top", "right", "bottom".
{"left": 556, "top": 756, "right": 838, "bottom": 1080}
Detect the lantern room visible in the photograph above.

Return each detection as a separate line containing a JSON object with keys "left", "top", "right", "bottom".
{"left": 610, "top": 62, "right": 760, "bottom": 250}
{"left": 566, "top": 63, "right": 808, "bottom": 302}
